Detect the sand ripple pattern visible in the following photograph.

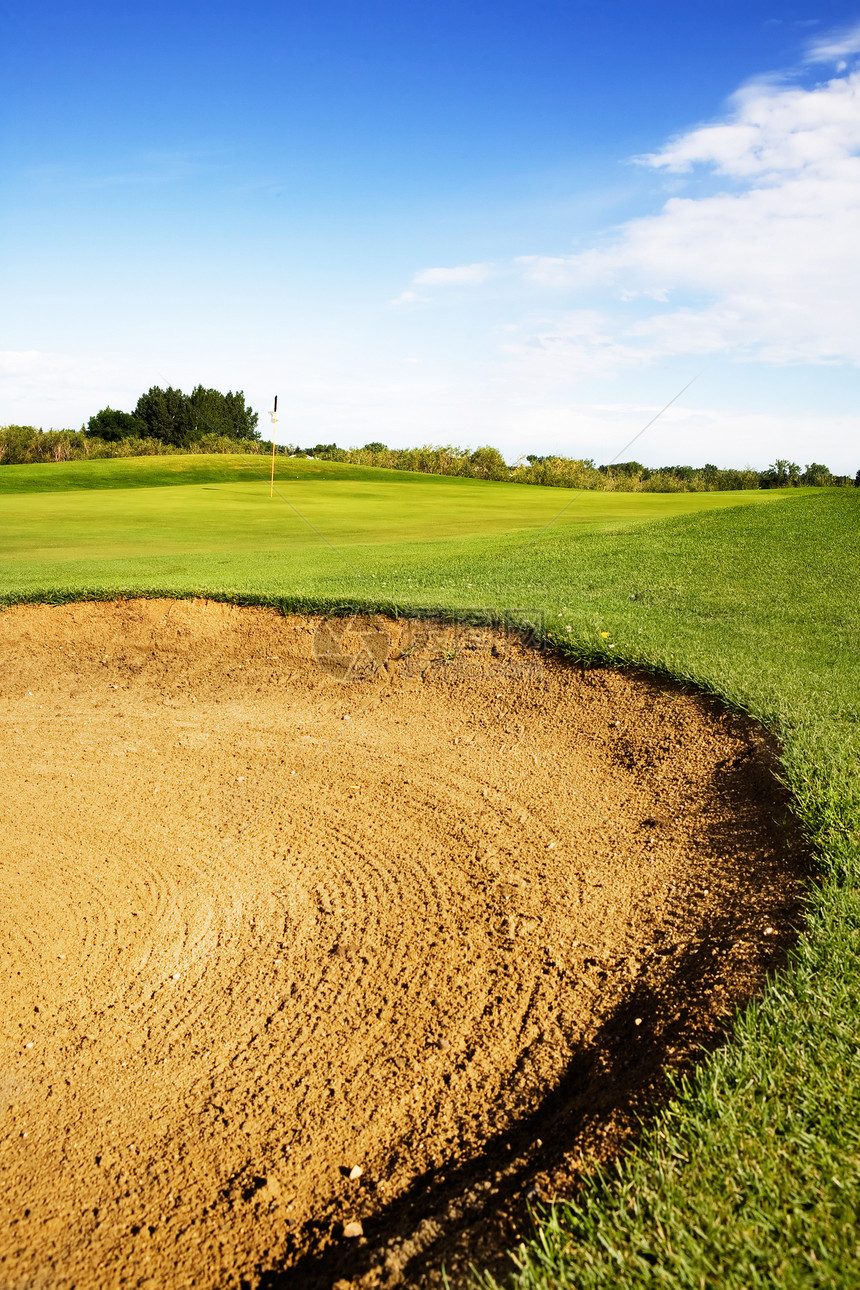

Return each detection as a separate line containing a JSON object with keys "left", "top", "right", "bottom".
{"left": 0, "top": 600, "right": 804, "bottom": 1290}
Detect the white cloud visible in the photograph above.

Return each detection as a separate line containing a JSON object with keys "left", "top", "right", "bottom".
{"left": 413, "top": 262, "right": 495, "bottom": 286}
{"left": 806, "top": 20, "right": 860, "bottom": 64}
{"left": 515, "top": 68, "right": 860, "bottom": 369}
{"left": 497, "top": 311, "right": 646, "bottom": 383}
{"left": 0, "top": 349, "right": 152, "bottom": 427}
{"left": 640, "top": 71, "right": 860, "bottom": 176}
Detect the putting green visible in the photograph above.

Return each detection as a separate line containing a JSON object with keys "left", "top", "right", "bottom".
{"left": 1, "top": 455, "right": 785, "bottom": 571}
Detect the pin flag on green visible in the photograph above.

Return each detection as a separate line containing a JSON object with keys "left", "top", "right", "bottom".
{"left": 269, "top": 395, "right": 278, "bottom": 498}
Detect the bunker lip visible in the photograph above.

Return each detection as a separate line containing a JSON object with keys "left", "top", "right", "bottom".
{"left": 0, "top": 598, "right": 805, "bottom": 1290}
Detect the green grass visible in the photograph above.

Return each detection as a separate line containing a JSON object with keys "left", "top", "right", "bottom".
{"left": 0, "top": 450, "right": 388, "bottom": 493}
{"left": 2, "top": 456, "right": 859, "bottom": 1286}
{"left": 1, "top": 452, "right": 784, "bottom": 593}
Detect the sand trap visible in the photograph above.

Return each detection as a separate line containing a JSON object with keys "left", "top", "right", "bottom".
{"left": 0, "top": 599, "right": 804, "bottom": 1289}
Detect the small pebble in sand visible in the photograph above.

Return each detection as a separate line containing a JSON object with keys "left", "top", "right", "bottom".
{"left": 343, "top": 1220, "right": 363, "bottom": 1238}
{"left": 349, "top": 1165, "right": 363, "bottom": 1180}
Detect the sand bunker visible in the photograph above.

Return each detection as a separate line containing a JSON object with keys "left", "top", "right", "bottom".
{"left": 0, "top": 599, "right": 804, "bottom": 1289}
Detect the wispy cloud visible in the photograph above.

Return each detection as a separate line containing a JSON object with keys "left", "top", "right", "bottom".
{"left": 23, "top": 150, "right": 222, "bottom": 192}
{"left": 389, "top": 289, "right": 424, "bottom": 306}
{"left": 806, "top": 20, "right": 860, "bottom": 64}
{"left": 413, "top": 262, "right": 495, "bottom": 286}
{"left": 497, "top": 311, "right": 646, "bottom": 383}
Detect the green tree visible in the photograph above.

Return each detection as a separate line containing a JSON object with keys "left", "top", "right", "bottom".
{"left": 309, "top": 443, "right": 345, "bottom": 459}
{"left": 469, "top": 445, "right": 510, "bottom": 480}
{"left": 652, "top": 464, "right": 695, "bottom": 483}
{"left": 0, "top": 425, "right": 39, "bottom": 464}
{"left": 761, "top": 459, "right": 802, "bottom": 487}
{"left": 87, "top": 387, "right": 258, "bottom": 448}
{"left": 134, "top": 386, "right": 194, "bottom": 446}
{"left": 188, "top": 387, "right": 259, "bottom": 440}
{"left": 802, "top": 462, "right": 834, "bottom": 487}
{"left": 86, "top": 407, "right": 145, "bottom": 442}
{"left": 601, "top": 460, "right": 647, "bottom": 478}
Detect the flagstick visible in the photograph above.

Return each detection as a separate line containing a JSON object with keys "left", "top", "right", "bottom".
{"left": 269, "top": 394, "right": 278, "bottom": 498}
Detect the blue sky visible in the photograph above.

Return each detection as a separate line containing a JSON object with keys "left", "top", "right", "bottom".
{"left": 2, "top": 0, "right": 859, "bottom": 470}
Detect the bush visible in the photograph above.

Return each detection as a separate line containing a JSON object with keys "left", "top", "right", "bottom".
{"left": 86, "top": 408, "right": 146, "bottom": 442}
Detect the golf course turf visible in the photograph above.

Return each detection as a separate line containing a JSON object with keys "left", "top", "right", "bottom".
{"left": 1, "top": 455, "right": 858, "bottom": 1288}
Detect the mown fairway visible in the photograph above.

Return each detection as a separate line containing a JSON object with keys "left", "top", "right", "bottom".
{"left": 2, "top": 455, "right": 859, "bottom": 1288}
{"left": 1, "top": 452, "right": 784, "bottom": 599}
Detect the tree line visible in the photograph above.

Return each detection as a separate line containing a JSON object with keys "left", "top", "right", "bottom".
{"left": 87, "top": 385, "right": 259, "bottom": 445}
{"left": 282, "top": 443, "right": 857, "bottom": 491}
{"left": 0, "top": 388, "right": 856, "bottom": 492}
{"left": 0, "top": 385, "right": 262, "bottom": 465}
